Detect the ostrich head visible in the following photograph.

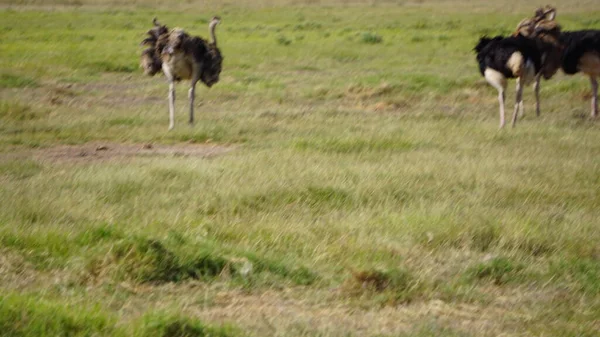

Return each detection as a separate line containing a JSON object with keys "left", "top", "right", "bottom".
{"left": 514, "top": 18, "right": 536, "bottom": 37}
{"left": 146, "top": 17, "right": 168, "bottom": 39}
{"left": 200, "top": 16, "right": 223, "bottom": 87}
{"left": 534, "top": 5, "right": 556, "bottom": 21}
{"left": 514, "top": 6, "right": 557, "bottom": 37}
{"left": 532, "top": 20, "right": 562, "bottom": 41}
{"left": 534, "top": 19, "right": 564, "bottom": 79}
{"left": 514, "top": 15, "right": 561, "bottom": 46}
{"left": 514, "top": 8, "right": 563, "bottom": 80}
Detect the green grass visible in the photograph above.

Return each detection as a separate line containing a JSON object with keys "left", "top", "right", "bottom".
{"left": 0, "top": 293, "right": 239, "bottom": 337}
{"left": 360, "top": 32, "right": 383, "bottom": 44}
{"left": 0, "top": 159, "right": 42, "bottom": 179}
{"left": 83, "top": 234, "right": 317, "bottom": 285}
{"left": 0, "top": 100, "right": 45, "bottom": 121}
{"left": 138, "top": 312, "right": 240, "bottom": 337}
{"left": 0, "top": 293, "right": 117, "bottom": 337}
{"left": 464, "top": 256, "right": 524, "bottom": 285}
{"left": 1, "top": 1, "right": 599, "bottom": 336}
{"left": 0, "top": 73, "right": 39, "bottom": 88}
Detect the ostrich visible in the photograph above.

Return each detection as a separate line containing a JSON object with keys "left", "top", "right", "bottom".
{"left": 474, "top": 34, "right": 548, "bottom": 128}
{"left": 141, "top": 17, "right": 223, "bottom": 129}
{"left": 515, "top": 7, "right": 600, "bottom": 118}
{"left": 514, "top": 6, "right": 561, "bottom": 117}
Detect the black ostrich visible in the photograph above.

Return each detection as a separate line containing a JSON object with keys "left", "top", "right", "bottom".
{"left": 474, "top": 35, "right": 547, "bottom": 128}
{"left": 516, "top": 7, "right": 600, "bottom": 118}
{"left": 140, "top": 17, "right": 223, "bottom": 129}
{"left": 559, "top": 30, "right": 600, "bottom": 117}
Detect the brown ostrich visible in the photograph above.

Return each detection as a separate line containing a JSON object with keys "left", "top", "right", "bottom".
{"left": 515, "top": 7, "right": 600, "bottom": 118}
{"left": 514, "top": 6, "right": 561, "bottom": 117}
{"left": 141, "top": 17, "right": 223, "bottom": 129}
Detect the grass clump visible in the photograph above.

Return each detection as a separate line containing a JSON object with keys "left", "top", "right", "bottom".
{"left": 0, "top": 293, "right": 117, "bottom": 337}
{"left": 465, "top": 256, "right": 524, "bottom": 285}
{"left": 276, "top": 35, "right": 292, "bottom": 46}
{"left": 0, "top": 230, "right": 75, "bottom": 268}
{"left": 0, "top": 100, "right": 44, "bottom": 121}
{"left": 469, "top": 223, "right": 500, "bottom": 252}
{"left": 76, "top": 224, "right": 125, "bottom": 245}
{"left": 93, "top": 237, "right": 228, "bottom": 283}
{"left": 0, "top": 293, "right": 240, "bottom": 337}
{"left": 0, "top": 73, "right": 38, "bottom": 88}
{"left": 0, "top": 160, "right": 42, "bottom": 180}
{"left": 293, "top": 21, "right": 322, "bottom": 31}
{"left": 86, "top": 236, "right": 318, "bottom": 286}
{"left": 110, "top": 238, "right": 184, "bottom": 282}
{"left": 343, "top": 268, "right": 421, "bottom": 305}
{"left": 137, "top": 312, "right": 239, "bottom": 337}
{"left": 360, "top": 32, "right": 383, "bottom": 44}
{"left": 549, "top": 258, "right": 600, "bottom": 295}
{"left": 243, "top": 252, "right": 318, "bottom": 286}
{"left": 0, "top": 224, "right": 123, "bottom": 269}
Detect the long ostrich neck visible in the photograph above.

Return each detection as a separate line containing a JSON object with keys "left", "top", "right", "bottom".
{"left": 209, "top": 20, "right": 218, "bottom": 45}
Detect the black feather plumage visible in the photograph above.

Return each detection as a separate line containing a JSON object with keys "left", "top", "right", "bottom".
{"left": 560, "top": 30, "right": 600, "bottom": 74}
{"left": 474, "top": 34, "right": 544, "bottom": 78}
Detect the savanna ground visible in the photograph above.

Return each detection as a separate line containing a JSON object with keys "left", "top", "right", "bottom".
{"left": 1, "top": 0, "right": 599, "bottom": 336}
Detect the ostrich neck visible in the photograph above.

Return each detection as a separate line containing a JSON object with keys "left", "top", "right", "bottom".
{"left": 209, "top": 22, "right": 218, "bottom": 45}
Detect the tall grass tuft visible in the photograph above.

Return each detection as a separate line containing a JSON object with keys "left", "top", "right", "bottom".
{"left": 361, "top": 32, "right": 383, "bottom": 44}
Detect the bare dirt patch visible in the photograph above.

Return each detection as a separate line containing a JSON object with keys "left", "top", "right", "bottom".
{"left": 1, "top": 142, "right": 232, "bottom": 163}
{"left": 110, "top": 283, "right": 539, "bottom": 337}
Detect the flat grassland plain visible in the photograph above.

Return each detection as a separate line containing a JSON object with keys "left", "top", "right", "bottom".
{"left": 1, "top": 0, "right": 599, "bottom": 336}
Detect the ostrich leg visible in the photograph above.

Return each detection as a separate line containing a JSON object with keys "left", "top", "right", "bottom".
{"left": 498, "top": 90, "right": 506, "bottom": 128}
{"left": 168, "top": 81, "right": 176, "bottom": 130}
{"left": 591, "top": 76, "right": 598, "bottom": 118}
{"left": 188, "top": 79, "right": 199, "bottom": 125}
{"left": 484, "top": 70, "right": 507, "bottom": 128}
{"left": 534, "top": 74, "right": 541, "bottom": 116}
{"left": 512, "top": 78, "right": 524, "bottom": 127}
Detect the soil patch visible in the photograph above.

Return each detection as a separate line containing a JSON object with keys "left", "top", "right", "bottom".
{"left": 1, "top": 142, "right": 232, "bottom": 163}
{"left": 111, "top": 284, "right": 537, "bottom": 337}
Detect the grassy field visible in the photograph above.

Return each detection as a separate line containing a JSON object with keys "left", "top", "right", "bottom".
{"left": 1, "top": 0, "right": 599, "bottom": 336}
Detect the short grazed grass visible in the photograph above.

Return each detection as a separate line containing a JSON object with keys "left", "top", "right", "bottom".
{"left": 1, "top": 1, "right": 599, "bottom": 336}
